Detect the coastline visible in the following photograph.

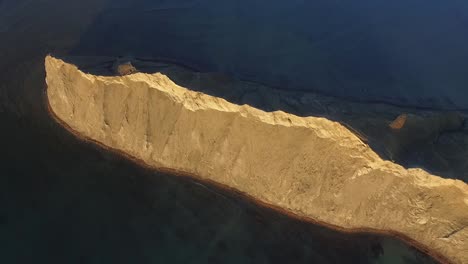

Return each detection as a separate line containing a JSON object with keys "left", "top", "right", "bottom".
{"left": 43, "top": 78, "right": 453, "bottom": 264}
{"left": 59, "top": 55, "right": 468, "bottom": 113}
{"left": 132, "top": 56, "right": 468, "bottom": 113}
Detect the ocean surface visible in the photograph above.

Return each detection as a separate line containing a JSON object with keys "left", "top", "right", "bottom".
{"left": 1, "top": 1, "right": 463, "bottom": 263}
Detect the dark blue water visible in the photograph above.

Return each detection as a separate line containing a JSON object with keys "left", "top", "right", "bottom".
{"left": 68, "top": 0, "right": 468, "bottom": 109}
{"left": 0, "top": 1, "right": 461, "bottom": 263}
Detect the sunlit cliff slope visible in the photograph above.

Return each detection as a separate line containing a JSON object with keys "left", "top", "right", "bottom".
{"left": 45, "top": 56, "right": 468, "bottom": 264}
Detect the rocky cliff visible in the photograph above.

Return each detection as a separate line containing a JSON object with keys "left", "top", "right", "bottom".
{"left": 45, "top": 56, "right": 468, "bottom": 264}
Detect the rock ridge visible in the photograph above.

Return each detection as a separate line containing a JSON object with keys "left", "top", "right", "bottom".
{"left": 45, "top": 56, "right": 468, "bottom": 264}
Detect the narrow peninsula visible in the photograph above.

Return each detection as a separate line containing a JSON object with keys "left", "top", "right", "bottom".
{"left": 45, "top": 56, "right": 468, "bottom": 264}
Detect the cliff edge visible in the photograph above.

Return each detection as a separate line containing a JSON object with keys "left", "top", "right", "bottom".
{"left": 45, "top": 56, "right": 468, "bottom": 264}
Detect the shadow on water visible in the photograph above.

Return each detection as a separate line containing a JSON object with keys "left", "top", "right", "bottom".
{"left": 62, "top": 0, "right": 468, "bottom": 182}
{"left": 68, "top": 0, "right": 468, "bottom": 109}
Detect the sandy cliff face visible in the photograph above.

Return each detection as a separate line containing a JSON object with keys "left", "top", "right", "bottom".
{"left": 45, "top": 56, "right": 468, "bottom": 264}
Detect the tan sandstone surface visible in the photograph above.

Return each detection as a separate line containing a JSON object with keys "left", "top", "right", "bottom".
{"left": 45, "top": 56, "right": 468, "bottom": 264}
